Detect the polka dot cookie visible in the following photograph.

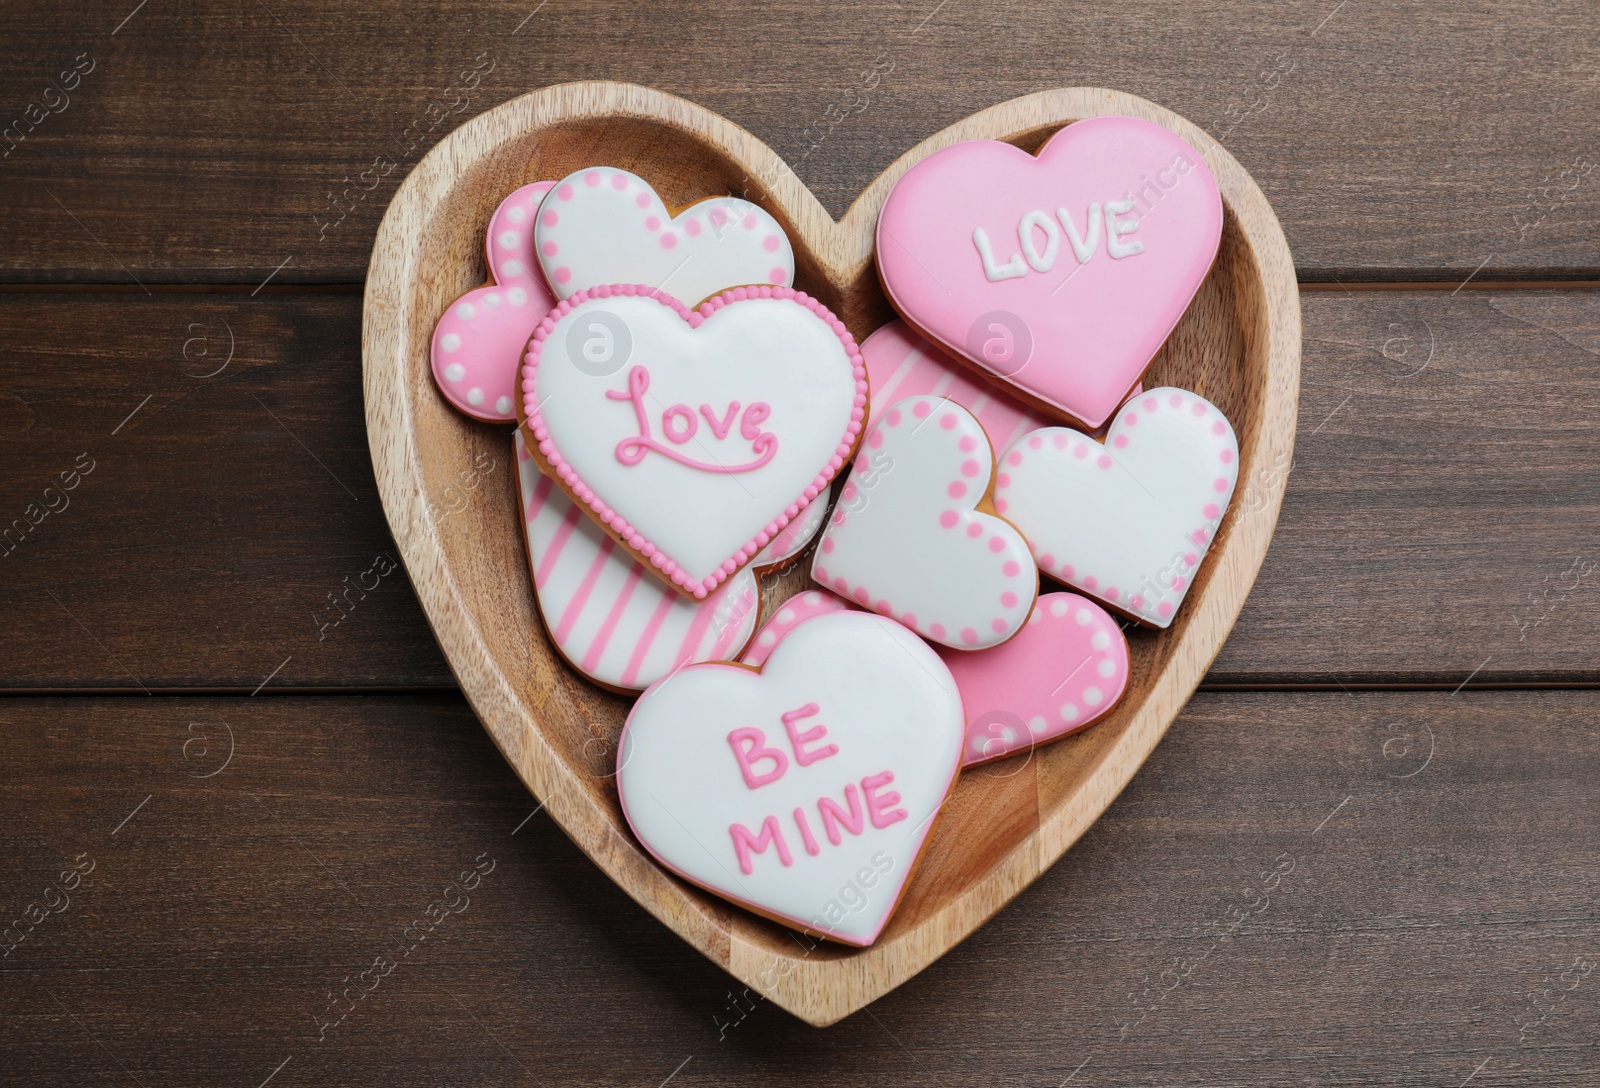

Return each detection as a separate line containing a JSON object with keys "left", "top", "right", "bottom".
{"left": 937, "top": 593, "right": 1130, "bottom": 767}
{"left": 995, "top": 387, "right": 1238, "bottom": 628}
{"left": 812, "top": 395, "right": 1037, "bottom": 650}
{"left": 534, "top": 167, "right": 794, "bottom": 306}
{"left": 431, "top": 181, "right": 558, "bottom": 421}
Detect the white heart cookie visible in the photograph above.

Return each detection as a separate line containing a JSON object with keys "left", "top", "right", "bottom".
{"left": 995, "top": 387, "right": 1238, "bottom": 627}
{"left": 812, "top": 396, "right": 1036, "bottom": 649}
{"left": 523, "top": 285, "right": 866, "bottom": 599}
{"left": 535, "top": 167, "right": 795, "bottom": 304}
{"left": 616, "top": 610, "right": 963, "bottom": 946}
{"left": 515, "top": 433, "right": 759, "bottom": 691}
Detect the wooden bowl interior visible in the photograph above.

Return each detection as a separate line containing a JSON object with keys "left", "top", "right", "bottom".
{"left": 376, "top": 88, "right": 1287, "bottom": 1009}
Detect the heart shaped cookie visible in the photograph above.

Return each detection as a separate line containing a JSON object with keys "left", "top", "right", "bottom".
{"left": 366, "top": 83, "right": 1299, "bottom": 1026}
{"left": 877, "top": 116, "right": 1222, "bottom": 428}
{"left": 616, "top": 610, "right": 963, "bottom": 946}
{"left": 937, "top": 593, "right": 1130, "bottom": 766}
{"left": 812, "top": 395, "right": 1036, "bottom": 649}
{"left": 996, "top": 387, "right": 1239, "bottom": 627}
{"left": 535, "top": 167, "right": 794, "bottom": 303}
{"left": 522, "top": 285, "right": 867, "bottom": 598}
{"left": 431, "top": 182, "right": 558, "bottom": 421}
{"left": 515, "top": 433, "right": 759, "bottom": 691}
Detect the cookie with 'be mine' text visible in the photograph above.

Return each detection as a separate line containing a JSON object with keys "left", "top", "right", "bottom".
{"left": 616, "top": 610, "right": 963, "bottom": 946}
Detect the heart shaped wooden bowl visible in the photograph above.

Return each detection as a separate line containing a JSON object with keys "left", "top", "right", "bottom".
{"left": 364, "top": 82, "right": 1299, "bottom": 1026}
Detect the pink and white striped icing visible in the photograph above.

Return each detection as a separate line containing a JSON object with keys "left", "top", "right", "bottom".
{"left": 862, "top": 319, "right": 1138, "bottom": 443}
{"left": 523, "top": 284, "right": 866, "bottom": 599}
{"left": 995, "top": 387, "right": 1238, "bottom": 628}
{"left": 938, "top": 593, "right": 1130, "bottom": 766}
{"left": 535, "top": 167, "right": 794, "bottom": 305}
{"left": 431, "top": 182, "right": 558, "bottom": 421}
{"left": 515, "top": 432, "right": 759, "bottom": 690}
{"left": 812, "top": 395, "right": 1036, "bottom": 650}
{"left": 739, "top": 589, "right": 852, "bottom": 668}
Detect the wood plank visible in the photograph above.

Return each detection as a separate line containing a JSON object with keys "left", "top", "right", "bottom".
{"left": 0, "top": 294, "right": 455, "bottom": 689}
{"left": 1216, "top": 287, "right": 1600, "bottom": 685}
{"left": 5, "top": 289, "right": 1600, "bottom": 689}
{"left": 1, "top": 1, "right": 1597, "bottom": 284}
{"left": 3, "top": 691, "right": 1597, "bottom": 1085}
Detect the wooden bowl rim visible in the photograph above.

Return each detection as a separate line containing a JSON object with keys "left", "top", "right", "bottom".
{"left": 363, "top": 80, "right": 1301, "bottom": 1027}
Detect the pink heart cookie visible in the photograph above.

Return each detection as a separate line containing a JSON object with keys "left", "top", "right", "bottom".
{"left": 523, "top": 285, "right": 866, "bottom": 599}
{"left": 515, "top": 433, "right": 759, "bottom": 692}
{"left": 431, "top": 182, "right": 559, "bottom": 421}
{"left": 740, "top": 588, "right": 852, "bottom": 668}
{"left": 937, "top": 593, "right": 1130, "bottom": 767}
{"left": 535, "top": 167, "right": 794, "bottom": 305}
{"left": 995, "top": 387, "right": 1239, "bottom": 628}
{"left": 812, "top": 395, "right": 1036, "bottom": 650}
{"left": 876, "top": 116, "right": 1222, "bottom": 429}
{"left": 616, "top": 610, "right": 964, "bottom": 946}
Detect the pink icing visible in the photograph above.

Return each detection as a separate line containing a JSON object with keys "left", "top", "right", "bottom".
{"left": 876, "top": 117, "right": 1222, "bottom": 428}
{"left": 430, "top": 181, "right": 559, "bottom": 421}
{"left": 606, "top": 366, "right": 778, "bottom": 473}
{"left": 939, "top": 593, "right": 1131, "bottom": 766}
{"left": 728, "top": 726, "right": 789, "bottom": 789}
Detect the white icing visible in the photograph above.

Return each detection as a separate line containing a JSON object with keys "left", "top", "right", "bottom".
{"left": 1057, "top": 203, "right": 1101, "bottom": 264}
{"left": 616, "top": 611, "right": 963, "bottom": 946}
{"left": 972, "top": 227, "right": 1028, "bottom": 281}
{"left": 1104, "top": 199, "right": 1145, "bottom": 259}
{"left": 1017, "top": 210, "right": 1060, "bottom": 273}
{"left": 535, "top": 168, "right": 795, "bottom": 305}
{"left": 531, "top": 293, "right": 859, "bottom": 590}
{"left": 994, "top": 387, "right": 1238, "bottom": 628}
{"left": 515, "top": 432, "right": 759, "bottom": 690}
{"left": 812, "top": 395, "right": 1036, "bottom": 650}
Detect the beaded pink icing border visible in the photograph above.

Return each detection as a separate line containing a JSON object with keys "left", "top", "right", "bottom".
{"left": 522, "top": 284, "right": 868, "bottom": 599}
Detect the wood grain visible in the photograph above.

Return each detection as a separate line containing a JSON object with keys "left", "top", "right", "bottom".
{"left": 5, "top": 290, "right": 1598, "bottom": 689}
{"left": 3, "top": 691, "right": 1597, "bottom": 1085}
{"left": 361, "top": 82, "right": 1299, "bottom": 1024}
{"left": 2, "top": 1, "right": 1598, "bottom": 284}
{"left": 0, "top": 294, "right": 455, "bottom": 690}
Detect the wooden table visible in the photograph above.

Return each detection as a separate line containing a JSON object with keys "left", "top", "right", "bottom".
{"left": 3, "top": 2, "right": 1598, "bottom": 1084}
